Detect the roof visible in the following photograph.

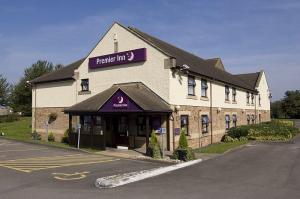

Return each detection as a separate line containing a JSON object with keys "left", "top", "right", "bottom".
{"left": 127, "top": 26, "right": 257, "bottom": 92}
{"left": 64, "top": 82, "right": 172, "bottom": 114}
{"left": 234, "top": 72, "right": 260, "bottom": 90}
{"left": 30, "top": 58, "right": 85, "bottom": 84}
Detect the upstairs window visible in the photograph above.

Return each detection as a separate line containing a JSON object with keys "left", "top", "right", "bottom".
{"left": 188, "top": 76, "right": 196, "bottom": 96}
{"left": 246, "top": 92, "right": 250, "bottom": 104}
{"left": 225, "top": 86, "right": 230, "bottom": 101}
{"left": 259, "top": 94, "right": 261, "bottom": 106}
{"left": 251, "top": 93, "right": 254, "bottom": 104}
{"left": 201, "top": 115, "right": 209, "bottom": 133}
{"left": 232, "top": 88, "right": 237, "bottom": 102}
{"left": 201, "top": 79, "right": 208, "bottom": 97}
{"left": 232, "top": 114, "right": 237, "bottom": 127}
{"left": 225, "top": 114, "right": 230, "bottom": 130}
{"left": 81, "top": 79, "right": 89, "bottom": 91}
{"left": 180, "top": 115, "right": 189, "bottom": 135}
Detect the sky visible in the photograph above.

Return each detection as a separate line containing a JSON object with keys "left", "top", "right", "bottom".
{"left": 0, "top": 0, "right": 299, "bottom": 101}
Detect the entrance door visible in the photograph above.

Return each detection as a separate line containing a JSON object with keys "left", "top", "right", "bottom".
{"left": 113, "top": 116, "right": 129, "bottom": 147}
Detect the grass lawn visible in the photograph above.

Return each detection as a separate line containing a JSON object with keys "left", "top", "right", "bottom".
{"left": 193, "top": 140, "right": 249, "bottom": 154}
{"left": 0, "top": 117, "right": 32, "bottom": 140}
{"left": 0, "top": 117, "right": 98, "bottom": 151}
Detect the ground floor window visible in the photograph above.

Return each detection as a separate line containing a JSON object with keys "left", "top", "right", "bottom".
{"left": 232, "top": 114, "right": 237, "bottom": 127}
{"left": 225, "top": 114, "right": 230, "bottom": 130}
{"left": 180, "top": 115, "right": 189, "bottom": 135}
{"left": 247, "top": 114, "right": 250, "bottom": 125}
{"left": 251, "top": 114, "right": 255, "bottom": 124}
{"left": 201, "top": 115, "right": 209, "bottom": 133}
{"left": 137, "top": 116, "right": 146, "bottom": 136}
{"left": 80, "top": 115, "right": 92, "bottom": 134}
{"left": 259, "top": 114, "right": 261, "bottom": 123}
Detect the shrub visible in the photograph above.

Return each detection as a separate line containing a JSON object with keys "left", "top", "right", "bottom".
{"left": 178, "top": 129, "right": 188, "bottom": 149}
{"left": 228, "top": 120, "right": 299, "bottom": 141}
{"left": 0, "top": 114, "right": 20, "bottom": 123}
{"left": 61, "top": 129, "right": 70, "bottom": 144}
{"left": 31, "top": 131, "right": 41, "bottom": 140}
{"left": 222, "top": 135, "right": 236, "bottom": 142}
{"left": 149, "top": 131, "right": 162, "bottom": 159}
{"left": 48, "top": 132, "right": 55, "bottom": 142}
{"left": 173, "top": 129, "right": 195, "bottom": 161}
{"left": 239, "top": 136, "right": 248, "bottom": 142}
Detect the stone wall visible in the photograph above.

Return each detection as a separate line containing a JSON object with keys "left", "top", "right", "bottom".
{"left": 32, "top": 107, "right": 78, "bottom": 141}
{"left": 170, "top": 105, "right": 271, "bottom": 150}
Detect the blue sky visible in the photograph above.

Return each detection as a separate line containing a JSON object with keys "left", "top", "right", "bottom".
{"left": 0, "top": 0, "right": 299, "bottom": 100}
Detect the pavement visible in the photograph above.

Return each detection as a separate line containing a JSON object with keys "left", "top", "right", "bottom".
{"left": 1, "top": 135, "right": 300, "bottom": 199}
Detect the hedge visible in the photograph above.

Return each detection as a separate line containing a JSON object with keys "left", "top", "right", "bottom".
{"left": 227, "top": 120, "right": 299, "bottom": 141}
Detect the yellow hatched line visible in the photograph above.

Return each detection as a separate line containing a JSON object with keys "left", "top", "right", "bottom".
{"left": 0, "top": 155, "right": 119, "bottom": 173}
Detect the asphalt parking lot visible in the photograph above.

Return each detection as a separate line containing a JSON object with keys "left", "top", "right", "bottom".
{"left": 0, "top": 139, "right": 164, "bottom": 199}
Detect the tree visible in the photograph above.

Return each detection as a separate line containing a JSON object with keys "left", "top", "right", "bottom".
{"left": 281, "top": 90, "right": 300, "bottom": 118}
{"left": 10, "top": 60, "right": 62, "bottom": 116}
{"left": 0, "top": 74, "right": 11, "bottom": 105}
{"left": 271, "top": 100, "right": 285, "bottom": 119}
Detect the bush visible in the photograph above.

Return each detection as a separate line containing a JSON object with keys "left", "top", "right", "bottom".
{"left": 239, "top": 136, "right": 248, "bottom": 142}
{"left": 48, "top": 132, "right": 55, "bottom": 142}
{"left": 173, "top": 129, "right": 195, "bottom": 161}
{"left": 227, "top": 120, "right": 299, "bottom": 141}
{"left": 0, "top": 114, "right": 20, "bottom": 123}
{"left": 148, "top": 131, "right": 162, "bottom": 159}
{"left": 31, "top": 131, "right": 41, "bottom": 140}
{"left": 61, "top": 128, "right": 74, "bottom": 144}
{"left": 222, "top": 135, "right": 237, "bottom": 142}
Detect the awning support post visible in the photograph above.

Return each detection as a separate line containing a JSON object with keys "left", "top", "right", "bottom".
{"left": 146, "top": 115, "right": 150, "bottom": 156}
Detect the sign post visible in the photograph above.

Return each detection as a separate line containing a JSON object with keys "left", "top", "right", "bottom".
{"left": 44, "top": 121, "right": 49, "bottom": 142}
{"left": 77, "top": 123, "right": 81, "bottom": 149}
{"left": 160, "top": 128, "right": 166, "bottom": 159}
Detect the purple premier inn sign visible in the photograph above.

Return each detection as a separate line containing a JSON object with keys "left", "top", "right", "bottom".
{"left": 100, "top": 90, "right": 142, "bottom": 112}
{"left": 88, "top": 48, "right": 147, "bottom": 69}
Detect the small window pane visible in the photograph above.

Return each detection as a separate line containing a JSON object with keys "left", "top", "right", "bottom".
{"left": 180, "top": 115, "right": 189, "bottom": 135}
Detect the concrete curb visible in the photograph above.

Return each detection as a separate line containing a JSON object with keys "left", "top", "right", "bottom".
{"left": 95, "top": 159, "right": 202, "bottom": 188}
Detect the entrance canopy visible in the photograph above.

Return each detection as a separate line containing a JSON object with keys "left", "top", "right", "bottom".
{"left": 64, "top": 82, "right": 172, "bottom": 114}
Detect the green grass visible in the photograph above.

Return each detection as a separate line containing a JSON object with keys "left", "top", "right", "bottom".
{"left": 193, "top": 140, "right": 249, "bottom": 154}
{"left": 0, "top": 117, "right": 32, "bottom": 140}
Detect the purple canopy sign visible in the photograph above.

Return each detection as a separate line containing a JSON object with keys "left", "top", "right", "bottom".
{"left": 100, "top": 90, "right": 142, "bottom": 112}
{"left": 89, "top": 48, "right": 147, "bottom": 69}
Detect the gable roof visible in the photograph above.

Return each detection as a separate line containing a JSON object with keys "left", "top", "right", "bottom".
{"left": 64, "top": 82, "right": 172, "bottom": 113}
{"left": 127, "top": 26, "right": 256, "bottom": 92}
{"left": 234, "top": 72, "right": 260, "bottom": 90}
{"left": 30, "top": 58, "right": 85, "bottom": 84}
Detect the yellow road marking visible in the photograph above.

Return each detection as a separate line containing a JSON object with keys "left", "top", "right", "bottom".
{"left": 52, "top": 171, "right": 90, "bottom": 181}
{"left": 0, "top": 154, "right": 119, "bottom": 173}
{"left": 0, "top": 148, "right": 49, "bottom": 153}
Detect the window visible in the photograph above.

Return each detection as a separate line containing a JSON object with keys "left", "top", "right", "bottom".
{"left": 232, "top": 88, "right": 236, "bottom": 102}
{"left": 259, "top": 114, "right": 262, "bottom": 123}
{"left": 80, "top": 115, "right": 92, "bottom": 134}
{"left": 81, "top": 79, "right": 89, "bottom": 91}
{"left": 232, "top": 114, "right": 237, "bottom": 127}
{"left": 114, "top": 41, "right": 118, "bottom": 53}
{"left": 259, "top": 94, "right": 261, "bottom": 106}
{"left": 247, "top": 114, "right": 250, "bottom": 125}
{"left": 251, "top": 93, "right": 254, "bottom": 104}
{"left": 201, "top": 79, "right": 208, "bottom": 97}
{"left": 201, "top": 115, "right": 209, "bottom": 133}
{"left": 180, "top": 115, "right": 189, "bottom": 135}
{"left": 251, "top": 114, "right": 255, "bottom": 124}
{"left": 188, "top": 76, "right": 196, "bottom": 96}
{"left": 225, "top": 86, "right": 230, "bottom": 101}
{"left": 137, "top": 116, "right": 146, "bottom": 136}
{"left": 246, "top": 92, "right": 250, "bottom": 104}
{"left": 225, "top": 114, "right": 230, "bottom": 130}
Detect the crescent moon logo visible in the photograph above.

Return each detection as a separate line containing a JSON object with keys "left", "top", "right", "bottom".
{"left": 117, "top": 96, "right": 124, "bottom": 104}
{"left": 127, "top": 52, "right": 134, "bottom": 61}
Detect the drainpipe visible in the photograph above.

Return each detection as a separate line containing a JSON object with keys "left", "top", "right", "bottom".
{"left": 210, "top": 81, "right": 213, "bottom": 144}
{"left": 198, "top": 109, "right": 201, "bottom": 148}
{"left": 34, "top": 84, "right": 37, "bottom": 132}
